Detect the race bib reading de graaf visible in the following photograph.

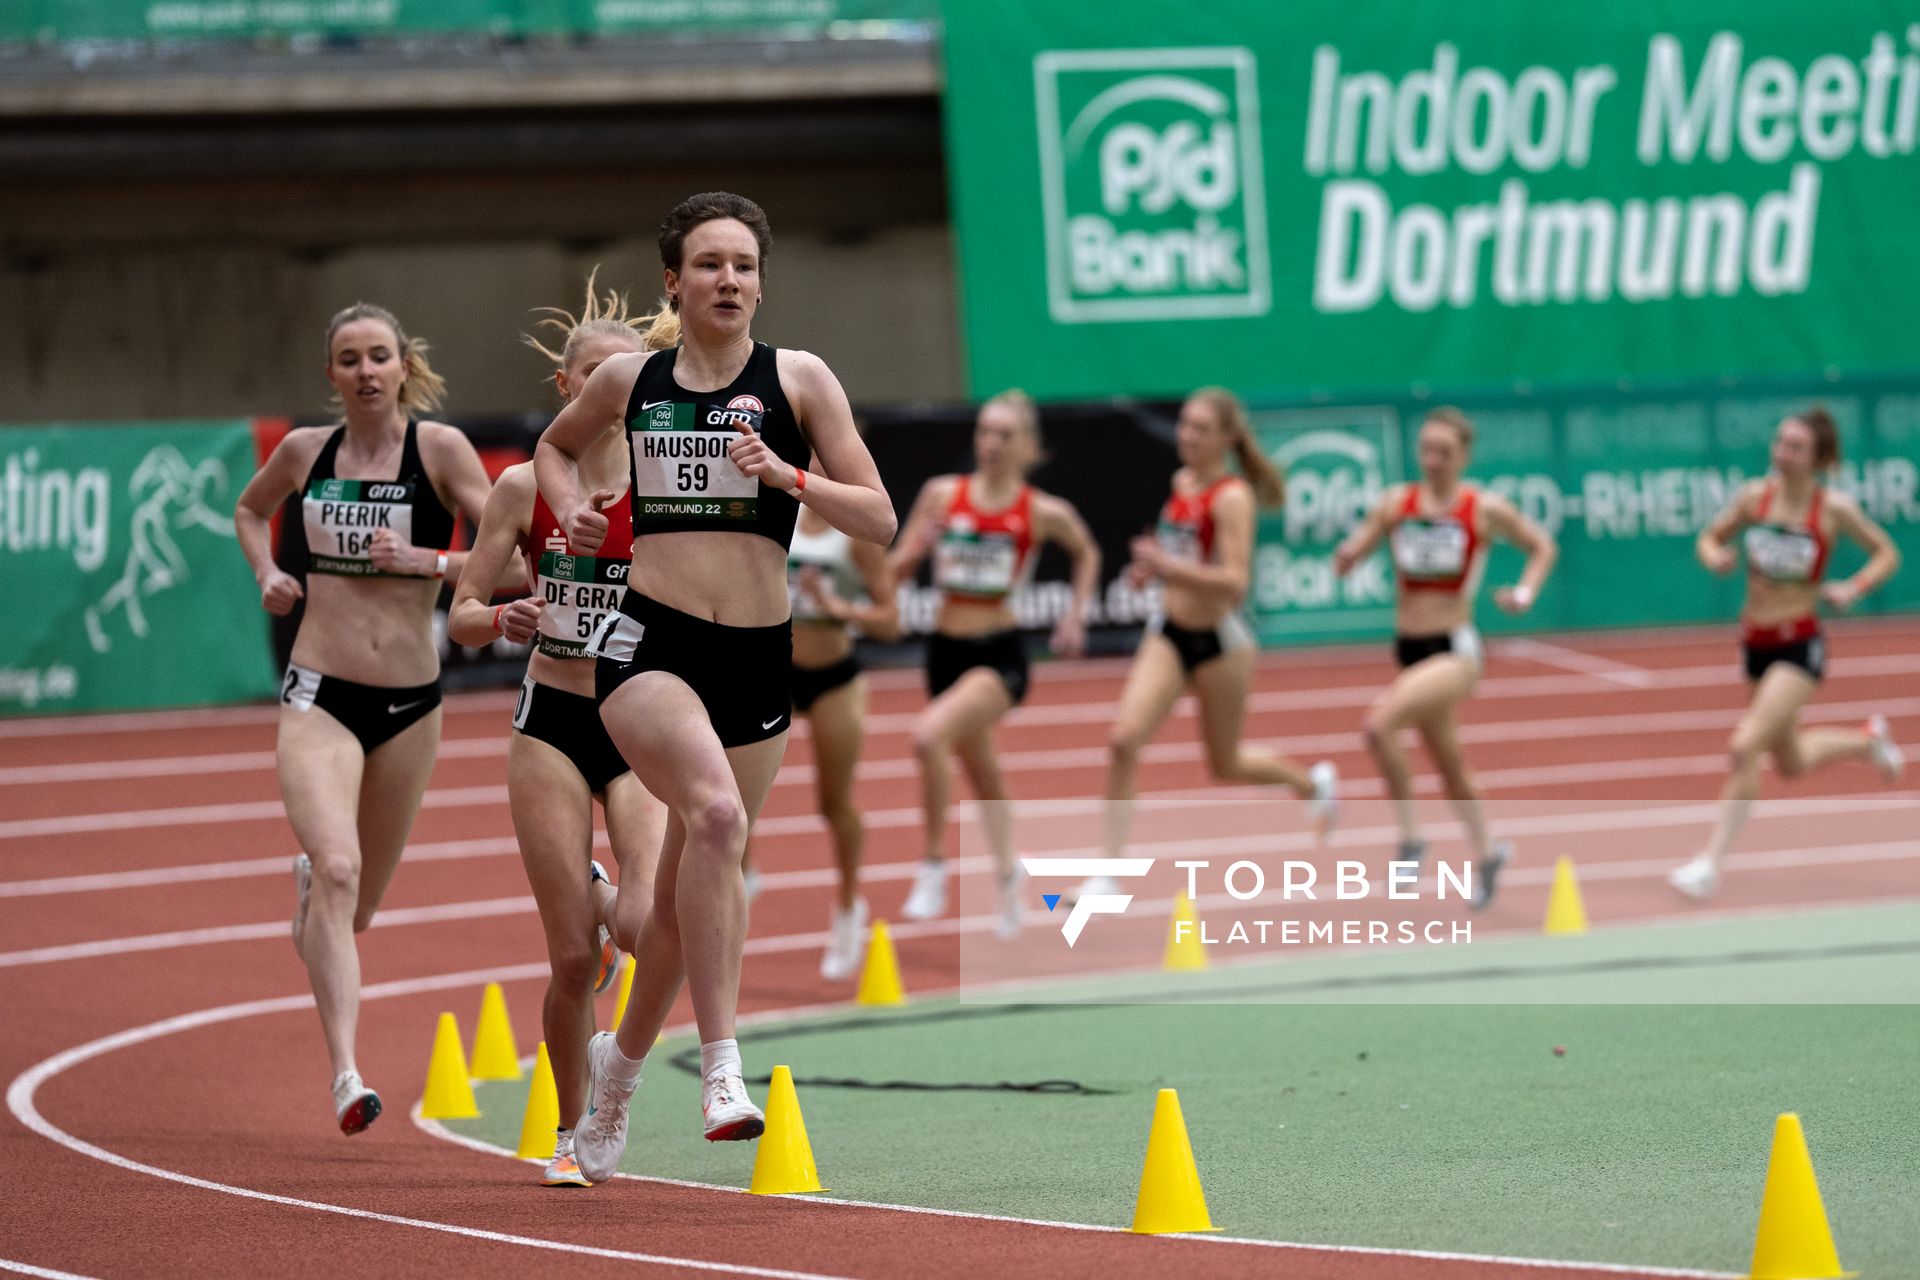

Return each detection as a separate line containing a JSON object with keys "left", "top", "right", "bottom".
{"left": 1391, "top": 518, "right": 1468, "bottom": 580}
{"left": 630, "top": 400, "right": 759, "bottom": 524}
{"left": 303, "top": 479, "right": 415, "bottom": 576}
{"left": 1745, "top": 525, "right": 1820, "bottom": 583}
{"left": 935, "top": 531, "right": 1019, "bottom": 597}
{"left": 536, "top": 551, "right": 629, "bottom": 659}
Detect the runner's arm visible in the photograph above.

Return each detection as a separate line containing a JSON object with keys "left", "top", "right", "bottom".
{"left": 534, "top": 352, "right": 646, "bottom": 555}
{"left": 1333, "top": 485, "right": 1399, "bottom": 576}
{"left": 807, "top": 537, "right": 902, "bottom": 641}
{"left": 448, "top": 467, "right": 545, "bottom": 647}
{"left": 887, "top": 475, "right": 958, "bottom": 582}
{"left": 775, "top": 350, "right": 896, "bottom": 546}
{"left": 377, "top": 421, "right": 511, "bottom": 586}
{"left": 1146, "top": 480, "right": 1256, "bottom": 602}
{"left": 1697, "top": 482, "right": 1758, "bottom": 575}
{"left": 1038, "top": 492, "right": 1101, "bottom": 658}
{"left": 1482, "top": 490, "right": 1557, "bottom": 614}
{"left": 234, "top": 429, "right": 317, "bottom": 616}
{"left": 1821, "top": 491, "right": 1901, "bottom": 611}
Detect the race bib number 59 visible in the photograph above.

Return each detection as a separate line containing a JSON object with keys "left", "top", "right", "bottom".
{"left": 630, "top": 400, "right": 759, "bottom": 523}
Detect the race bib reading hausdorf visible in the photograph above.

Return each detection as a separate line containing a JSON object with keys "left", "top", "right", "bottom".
{"left": 631, "top": 400, "right": 760, "bottom": 524}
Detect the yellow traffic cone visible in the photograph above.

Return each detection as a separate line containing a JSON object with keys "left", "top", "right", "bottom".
{"left": 516, "top": 1042, "right": 560, "bottom": 1159}
{"left": 1131, "top": 1088, "right": 1217, "bottom": 1234}
{"left": 1163, "top": 892, "right": 1208, "bottom": 971}
{"left": 470, "top": 982, "right": 522, "bottom": 1081}
{"left": 608, "top": 953, "right": 636, "bottom": 1030}
{"left": 1542, "top": 857, "right": 1588, "bottom": 935}
{"left": 855, "top": 919, "right": 905, "bottom": 1006}
{"left": 420, "top": 1012, "right": 480, "bottom": 1119}
{"left": 1750, "top": 1114, "right": 1854, "bottom": 1279}
{"left": 749, "top": 1065, "right": 826, "bottom": 1195}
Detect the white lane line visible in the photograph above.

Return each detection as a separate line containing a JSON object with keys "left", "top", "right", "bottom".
{"left": 0, "top": 837, "right": 523, "bottom": 900}
{"left": 414, "top": 1114, "right": 1734, "bottom": 1280}
{"left": 0, "top": 735, "right": 504, "bottom": 787}
{"left": 4, "top": 966, "right": 856, "bottom": 1280}
{"left": 0, "top": 691, "right": 518, "bottom": 739}
{"left": 415, "top": 1006, "right": 1742, "bottom": 1279}
{"left": 5, "top": 945, "right": 1734, "bottom": 1280}
{"left": 6, "top": 798, "right": 1913, "bottom": 968}
{"left": 1497, "top": 638, "right": 1653, "bottom": 687}
{"left": 7, "top": 648, "right": 1917, "bottom": 763}
{"left": 0, "top": 1261, "right": 102, "bottom": 1280}
{"left": 15, "top": 690, "right": 1920, "bottom": 840}
{"left": 13, "top": 692, "right": 1916, "bottom": 794}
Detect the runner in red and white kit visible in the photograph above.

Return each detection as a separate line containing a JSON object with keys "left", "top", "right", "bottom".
{"left": 1669, "top": 407, "right": 1903, "bottom": 900}
{"left": 1079, "top": 388, "right": 1337, "bottom": 900}
{"left": 1333, "top": 407, "right": 1557, "bottom": 908}
{"left": 890, "top": 390, "right": 1101, "bottom": 936}
{"left": 447, "top": 275, "right": 668, "bottom": 1185}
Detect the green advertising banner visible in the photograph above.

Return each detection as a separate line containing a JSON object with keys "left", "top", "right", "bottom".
{"left": 2, "top": 0, "right": 934, "bottom": 42}
{"left": 0, "top": 421, "right": 279, "bottom": 716}
{"left": 943, "top": 1, "right": 1920, "bottom": 402}
{"left": 1247, "top": 376, "right": 1920, "bottom": 645}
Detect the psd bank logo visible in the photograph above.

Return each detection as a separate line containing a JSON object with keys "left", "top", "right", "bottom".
{"left": 1020, "top": 857, "right": 1155, "bottom": 946}
{"left": 1034, "top": 47, "right": 1270, "bottom": 323}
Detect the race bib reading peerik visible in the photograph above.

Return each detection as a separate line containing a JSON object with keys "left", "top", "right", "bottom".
{"left": 303, "top": 479, "right": 416, "bottom": 576}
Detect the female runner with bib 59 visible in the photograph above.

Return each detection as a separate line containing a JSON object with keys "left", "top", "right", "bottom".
{"left": 234, "top": 304, "right": 496, "bottom": 1133}
{"left": 446, "top": 275, "right": 672, "bottom": 1185}
{"left": 1669, "top": 408, "right": 1902, "bottom": 900}
{"left": 535, "top": 193, "right": 894, "bottom": 1181}
{"left": 1332, "top": 407, "right": 1557, "bottom": 909}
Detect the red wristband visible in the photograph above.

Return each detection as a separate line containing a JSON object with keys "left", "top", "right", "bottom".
{"left": 492, "top": 603, "right": 506, "bottom": 635}
{"left": 792, "top": 467, "right": 807, "bottom": 494}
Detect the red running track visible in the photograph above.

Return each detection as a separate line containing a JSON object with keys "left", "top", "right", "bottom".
{"left": 1, "top": 619, "right": 1915, "bottom": 1279}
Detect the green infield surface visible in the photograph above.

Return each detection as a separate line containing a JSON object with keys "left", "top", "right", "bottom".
{"left": 447, "top": 901, "right": 1920, "bottom": 1276}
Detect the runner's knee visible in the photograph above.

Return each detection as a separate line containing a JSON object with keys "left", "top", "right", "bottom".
{"left": 547, "top": 937, "right": 598, "bottom": 994}
{"left": 311, "top": 852, "right": 359, "bottom": 904}
{"left": 682, "top": 788, "right": 748, "bottom": 856}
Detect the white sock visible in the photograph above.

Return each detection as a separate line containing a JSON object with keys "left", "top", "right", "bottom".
{"left": 607, "top": 1039, "right": 646, "bottom": 1087}
{"left": 700, "top": 1038, "right": 742, "bottom": 1081}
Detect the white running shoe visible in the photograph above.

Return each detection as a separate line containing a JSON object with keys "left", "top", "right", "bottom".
{"left": 702, "top": 1070, "right": 765, "bottom": 1142}
{"left": 291, "top": 853, "right": 312, "bottom": 958}
{"left": 574, "top": 1032, "right": 639, "bottom": 1182}
{"left": 819, "top": 898, "right": 869, "bottom": 982}
{"left": 1867, "top": 714, "right": 1905, "bottom": 783}
{"left": 1305, "top": 760, "right": 1340, "bottom": 838}
{"left": 331, "top": 1069, "right": 380, "bottom": 1136}
{"left": 901, "top": 859, "right": 949, "bottom": 921}
{"left": 542, "top": 1130, "right": 592, "bottom": 1187}
{"left": 1668, "top": 853, "right": 1720, "bottom": 902}
{"left": 995, "top": 868, "right": 1025, "bottom": 941}
{"left": 742, "top": 866, "right": 764, "bottom": 907}
{"left": 1073, "top": 873, "right": 1122, "bottom": 902}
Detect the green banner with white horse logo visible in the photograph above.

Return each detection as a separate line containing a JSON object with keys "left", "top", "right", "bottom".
{"left": 0, "top": 420, "right": 279, "bottom": 716}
